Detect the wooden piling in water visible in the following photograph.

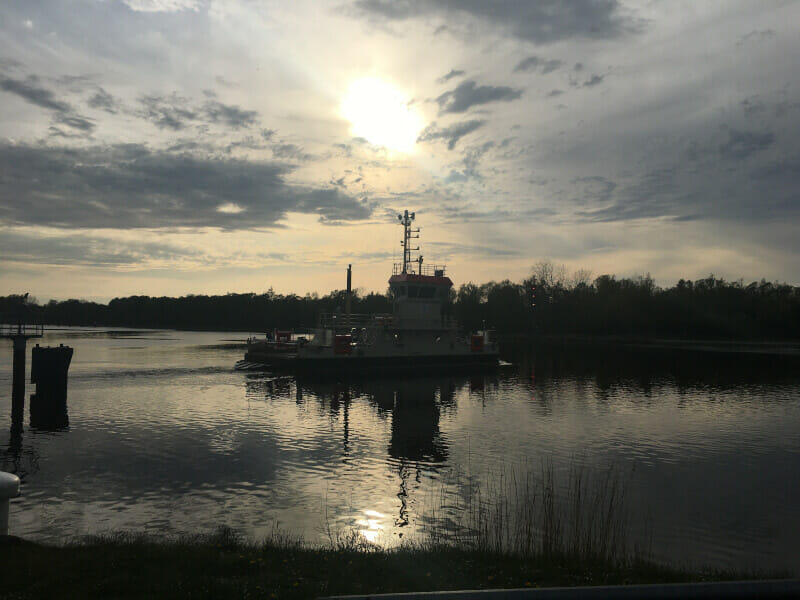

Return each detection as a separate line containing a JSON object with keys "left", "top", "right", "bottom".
{"left": 29, "top": 344, "right": 73, "bottom": 430}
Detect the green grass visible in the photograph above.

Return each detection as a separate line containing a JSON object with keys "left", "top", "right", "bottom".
{"left": 0, "top": 528, "right": 757, "bottom": 600}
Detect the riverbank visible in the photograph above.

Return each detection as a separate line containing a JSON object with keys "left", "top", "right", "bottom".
{"left": 0, "top": 531, "right": 766, "bottom": 600}
{"left": 502, "top": 332, "right": 800, "bottom": 351}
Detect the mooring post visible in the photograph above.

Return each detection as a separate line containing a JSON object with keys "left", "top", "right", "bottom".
{"left": 11, "top": 335, "right": 27, "bottom": 431}
{"left": 0, "top": 471, "right": 21, "bottom": 536}
{"left": 30, "top": 344, "right": 73, "bottom": 430}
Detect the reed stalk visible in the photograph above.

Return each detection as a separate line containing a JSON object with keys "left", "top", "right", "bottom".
{"left": 420, "top": 461, "right": 635, "bottom": 564}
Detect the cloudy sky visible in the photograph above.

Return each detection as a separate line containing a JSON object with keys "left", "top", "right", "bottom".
{"left": 1, "top": 0, "right": 799, "bottom": 301}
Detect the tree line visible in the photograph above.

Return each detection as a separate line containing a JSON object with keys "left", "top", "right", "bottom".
{"left": 2, "top": 262, "right": 799, "bottom": 339}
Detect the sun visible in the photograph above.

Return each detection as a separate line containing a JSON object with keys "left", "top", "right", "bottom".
{"left": 340, "top": 78, "right": 424, "bottom": 153}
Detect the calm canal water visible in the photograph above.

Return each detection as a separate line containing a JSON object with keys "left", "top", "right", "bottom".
{"left": 1, "top": 328, "right": 799, "bottom": 573}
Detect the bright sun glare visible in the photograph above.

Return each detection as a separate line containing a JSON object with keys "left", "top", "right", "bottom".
{"left": 340, "top": 78, "right": 423, "bottom": 153}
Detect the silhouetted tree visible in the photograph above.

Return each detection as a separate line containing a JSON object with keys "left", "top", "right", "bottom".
{"left": 2, "top": 270, "right": 798, "bottom": 338}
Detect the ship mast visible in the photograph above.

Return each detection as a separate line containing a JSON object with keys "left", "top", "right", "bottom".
{"left": 398, "top": 210, "right": 420, "bottom": 274}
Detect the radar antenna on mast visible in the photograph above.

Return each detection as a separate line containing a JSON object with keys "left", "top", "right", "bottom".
{"left": 397, "top": 209, "right": 420, "bottom": 274}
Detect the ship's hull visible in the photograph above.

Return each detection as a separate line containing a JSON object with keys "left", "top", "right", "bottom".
{"left": 241, "top": 348, "right": 499, "bottom": 374}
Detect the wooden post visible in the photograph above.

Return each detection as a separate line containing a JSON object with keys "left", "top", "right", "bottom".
{"left": 11, "top": 336, "right": 26, "bottom": 434}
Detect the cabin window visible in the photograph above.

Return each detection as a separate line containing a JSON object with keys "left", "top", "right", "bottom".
{"left": 408, "top": 285, "right": 419, "bottom": 298}
{"left": 418, "top": 286, "right": 435, "bottom": 299}
{"left": 395, "top": 286, "right": 406, "bottom": 297}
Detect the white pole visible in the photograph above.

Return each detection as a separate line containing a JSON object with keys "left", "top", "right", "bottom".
{"left": 0, "top": 471, "right": 21, "bottom": 536}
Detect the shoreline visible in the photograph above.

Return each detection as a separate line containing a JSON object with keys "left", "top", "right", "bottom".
{"left": 22, "top": 324, "right": 800, "bottom": 347}
{"left": 1, "top": 532, "right": 783, "bottom": 600}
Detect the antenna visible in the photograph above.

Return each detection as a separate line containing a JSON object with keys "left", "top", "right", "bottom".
{"left": 398, "top": 209, "right": 420, "bottom": 274}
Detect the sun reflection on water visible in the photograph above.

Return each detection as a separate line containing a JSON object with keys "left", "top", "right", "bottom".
{"left": 357, "top": 509, "right": 387, "bottom": 543}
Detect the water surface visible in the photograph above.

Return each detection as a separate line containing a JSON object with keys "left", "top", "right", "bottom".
{"left": 1, "top": 328, "right": 798, "bottom": 573}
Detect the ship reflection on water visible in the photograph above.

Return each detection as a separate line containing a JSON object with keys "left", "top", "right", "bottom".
{"left": 244, "top": 372, "right": 493, "bottom": 537}
{"left": 301, "top": 375, "right": 460, "bottom": 534}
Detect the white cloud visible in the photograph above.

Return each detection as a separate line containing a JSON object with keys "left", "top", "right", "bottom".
{"left": 122, "top": 0, "right": 201, "bottom": 13}
{"left": 217, "top": 203, "right": 245, "bottom": 214}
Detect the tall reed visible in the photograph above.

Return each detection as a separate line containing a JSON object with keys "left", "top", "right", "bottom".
{"left": 420, "top": 461, "right": 635, "bottom": 564}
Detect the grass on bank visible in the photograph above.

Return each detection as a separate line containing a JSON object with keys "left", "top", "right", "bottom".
{"left": 0, "top": 529, "right": 756, "bottom": 600}
{"left": 0, "top": 463, "right": 781, "bottom": 599}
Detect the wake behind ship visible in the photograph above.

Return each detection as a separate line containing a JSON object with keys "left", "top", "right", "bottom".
{"left": 237, "top": 210, "right": 499, "bottom": 374}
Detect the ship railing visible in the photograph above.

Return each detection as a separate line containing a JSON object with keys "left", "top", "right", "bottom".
{"left": 318, "top": 313, "right": 383, "bottom": 330}
{"left": 392, "top": 263, "right": 447, "bottom": 277}
{"left": 388, "top": 316, "right": 461, "bottom": 331}
{"left": 318, "top": 313, "right": 462, "bottom": 332}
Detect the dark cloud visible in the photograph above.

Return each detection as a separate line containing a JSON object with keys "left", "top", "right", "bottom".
{"left": 436, "top": 80, "right": 522, "bottom": 114}
{"left": 202, "top": 99, "right": 258, "bottom": 129}
{"left": 444, "top": 170, "right": 468, "bottom": 183}
{"left": 417, "top": 119, "right": 485, "bottom": 150}
{"left": 53, "top": 112, "right": 95, "bottom": 132}
{"left": 341, "top": 250, "right": 394, "bottom": 262}
{"left": 1, "top": 74, "right": 96, "bottom": 134}
{"left": 0, "top": 142, "right": 371, "bottom": 230}
{"left": 87, "top": 87, "right": 120, "bottom": 113}
{"left": 437, "top": 69, "right": 465, "bottom": 84}
{"left": 563, "top": 144, "right": 799, "bottom": 224}
{"left": 349, "top": 0, "right": 638, "bottom": 43}
{"left": 750, "top": 156, "right": 800, "bottom": 185}
{"left": 513, "top": 56, "right": 563, "bottom": 74}
{"left": 2, "top": 70, "right": 259, "bottom": 137}
{"left": 299, "top": 189, "right": 370, "bottom": 224}
{"left": 736, "top": 29, "right": 775, "bottom": 47}
{"left": 0, "top": 58, "right": 23, "bottom": 71}
{"left": 0, "top": 230, "right": 197, "bottom": 267}
{"left": 0, "top": 75, "right": 72, "bottom": 112}
{"left": 137, "top": 93, "right": 260, "bottom": 131}
{"left": 224, "top": 135, "right": 270, "bottom": 153}
{"left": 718, "top": 129, "right": 775, "bottom": 160}
{"left": 333, "top": 142, "right": 353, "bottom": 157}
{"left": 533, "top": 79, "right": 800, "bottom": 227}
{"left": 428, "top": 241, "right": 519, "bottom": 258}
{"left": 55, "top": 74, "right": 96, "bottom": 92}
{"left": 137, "top": 93, "right": 198, "bottom": 130}
{"left": 547, "top": 89, "right": 564, "bottom": 97}
{"left": 570, "top": 175, "right": 617, "bottom": 206}
{"left": 433, "top": 204, "right": 516, "bottom": 224}
{"left": 271, "top": 143, "right": 313, "bottom": 162}
{"left": 741, "top": 96, "right": 766, "bottom": 118}
{"left": 748, "top": 156, "right": 800, "bottom": 219}
{"left": 215, "top": 75, "right": 237, "bottom": 88}
{"left": 583, "top": 74, "right": 605, "bottom": 87}
{"left": 446, "top": 140, "right": 495, "bottom": 181}
{"left": 48, "top": 126, "right": 89, "bottom": 139}
{"left": 165, "top": 140, "right": 211, "bottom": 153}
{"left": 575, "top": 168, "right": 685, "bottom": 222}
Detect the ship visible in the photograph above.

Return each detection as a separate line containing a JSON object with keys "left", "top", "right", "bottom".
{"left": 237, "top": 210, "right": 499, "bottom": 374}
